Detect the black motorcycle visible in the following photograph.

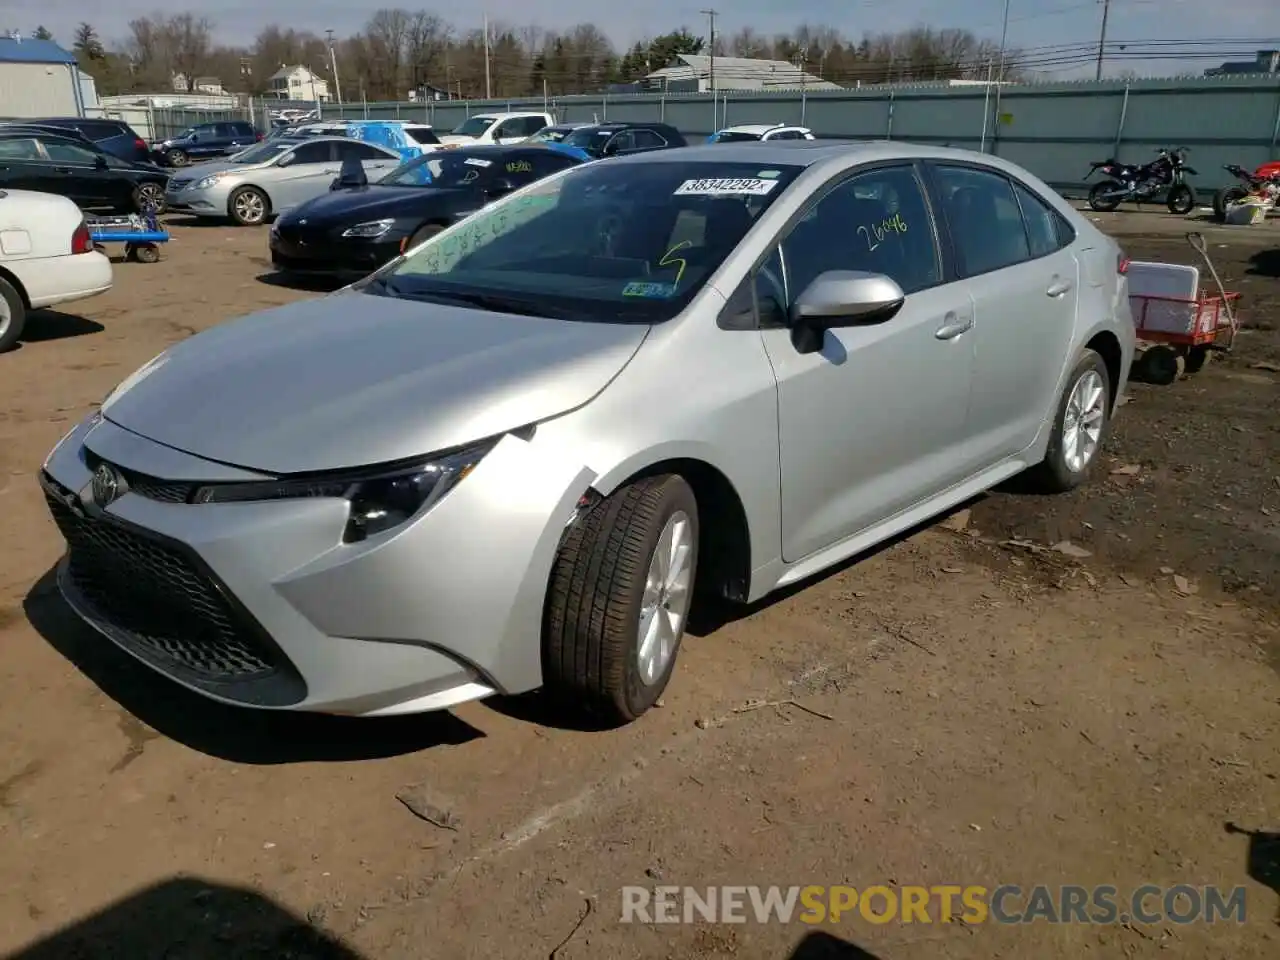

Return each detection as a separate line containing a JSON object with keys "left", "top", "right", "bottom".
{"left": 1213, "top": 163, "right": 1280, "bottom": 221}
{"left": 1086, "top": 147, "right": 1197, "bottom": 215}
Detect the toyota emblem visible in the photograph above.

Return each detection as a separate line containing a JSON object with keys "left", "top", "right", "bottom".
{"left": 91, "top": 464, "right": 123, "bottom": 508}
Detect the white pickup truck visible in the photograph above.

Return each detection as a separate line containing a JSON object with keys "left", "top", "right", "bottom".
{"left": 0, "top": 189, "right": 113, "bottom": 352}
{"left": 437, "top": 112, "right": 554, "bottom": 148}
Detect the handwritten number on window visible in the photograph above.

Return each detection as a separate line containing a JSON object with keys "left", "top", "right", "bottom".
{"left": 856, "top": 212, "right": 908, "bottom": 253}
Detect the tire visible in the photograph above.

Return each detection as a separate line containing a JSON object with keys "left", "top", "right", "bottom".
{"left": 133, "top": 181, "right": 166, "bottom": 215}
{"left": 134, "top": 243, "right": 161, "bottom": 264}
{"left": 1088, "top": 180, "right": 1123, "bottom": 212}
{"left": 543, "top": 475, "right": 699, "bottom": 724}
{"left": 1023, "top": 349, "right": 1112, "bottom": 493}
{"left": 228, "top": 186, "right": 269, "bottom": 226}
{"left": 1213, "top": 186, "right": 1247, "bottom": 222}
{"left": 166, "top": 149, "right": 188, "bottom": 167}
{"left": 1166, "top": 183, "right": 1195, "bottom": 215}
{"left": 1184, "top": 346, "right": 1213, "bottom": 374}
{"left": 406, "top": 223, "right": 444, "bottom": 254}
{"left": 1136, "top": 344, "right": 1184, "bottom": 385}
{"left": 0, "top": 276, "right": 27, "bottom": 353}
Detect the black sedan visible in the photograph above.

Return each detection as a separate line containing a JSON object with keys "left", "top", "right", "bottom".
{"left": 268, "top": 144, "right": 584, "bottom": 277}
{"left": 0, "top": 130, "right": 168, "bottom": 213}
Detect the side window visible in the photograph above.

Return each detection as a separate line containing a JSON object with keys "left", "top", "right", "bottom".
{"left": 41, "top": 139, "right": 99, "bottom": 164}
{"left": 530, "top": 152, "right": 575, "bottom": 178}
{"left": 521, "top": 117, "right": 548, "bottom": 136}
{"left": 494, "top": 120, "right": 521, "bottom": 139}
{"left": 631, "top": 129, "right": 668, "bottom": 149}
{"left": 771, "top": 130, "right": 802, "bottom": 141}
{"left": 933, "top": 165, "right": 1031, "bottom": 277}
{"left": 606, "top": 131, "right": 635, "bottom": 154}
{"left": 0, "top": 138, "right": 41, "bottom": 159}
{"left": 1012, "top": 180, "right": 1067, "bottom": 259}
{"left": 290, "top": 141, "right": 332, "bottom": 164}
{"left": 776, "top": 165, "right": 941, "bottom": 302}
{"left": 339, "top": 141, "right": 390, "bottom": 161}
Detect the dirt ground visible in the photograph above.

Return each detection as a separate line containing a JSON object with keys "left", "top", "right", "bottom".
{"left": 0, "top": 209, "right": 1277, "bottom": 960}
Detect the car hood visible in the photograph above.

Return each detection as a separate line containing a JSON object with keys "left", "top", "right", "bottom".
{"left": 100, "top": 292, "right": 649, "bottom": 474}
{"left": 176, "top": 159, "right": 268, "bottom": 179}
{"left": 285, "top": 186, "right": 468, "bottom": 225}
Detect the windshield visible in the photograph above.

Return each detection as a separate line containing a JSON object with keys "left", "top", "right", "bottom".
{"left": 714, "top": 131, "right": 765, "bottom": 143}
{"left": 528, "top": 127, "right": 573, "bottom": 144}
{"left": 450, "top": 116, "right": 496, "bottom": 138}
{"left": 372, "top": 160, "right": 802, "bottom": 323}
{"left": 231, "top": 141, "right": 293, "bottom": 164}
{"left": 377, "top": 152, "right": 497, "bottom": 188}
{"left": 174, "top": 128, "right": 196, "bottom": 141}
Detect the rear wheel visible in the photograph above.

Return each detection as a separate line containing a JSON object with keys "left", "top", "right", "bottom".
{"left": 228, "top": 186, "right": 269, "bottom": 226}
{"left": 1166, "top": 184, "right": 1195, "bottom": 215}
{"left": 1135, "top": 344, "right": 1184, "bottom": 385}
{"left": 543, "top": 475, "right": 699, "bottom": 724}
{"left": 0, "top": 276, "right": 27, "bottom": 353}
{"left": 1185, "top": 346, "right": 1213, "bottom": 374}
{"left": 166, "top": 148, "right": 188, "bottom": 167}
{"left": 406, "top": 223, "right": 444, "bottom": 254}
{"left": 1088, "top": 180, "right": 1123, "bottom": 212}
{"left": 1023, "top": 349, "right": 1111, "bottom": 493}
{"left": 1213, "top": 185, "right": 1247, "bottom": 221}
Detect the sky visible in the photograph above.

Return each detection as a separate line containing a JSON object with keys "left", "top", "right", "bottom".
{"left": 7, "top": 0, "right": 1278, "bottom": 79}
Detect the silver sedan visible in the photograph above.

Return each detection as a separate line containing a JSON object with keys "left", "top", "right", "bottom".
{"left": 164, "top": 136, "right": 403, "bottom": 226}
{"left": 41, "top": 141, "right": 1134, "bottom": 724}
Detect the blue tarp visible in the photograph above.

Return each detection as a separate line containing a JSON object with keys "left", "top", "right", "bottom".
{"left": 344, "top": 121, "right": 424, "bottom": 162}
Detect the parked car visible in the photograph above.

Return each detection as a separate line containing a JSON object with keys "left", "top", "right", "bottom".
{"left": 150, "top": 120, "right": 262, "bottom": 167}
{"left": 708, "top": 124, "right": 816, "bottom": 143}
{"left": 164, "top": 136, "right": 402, "bottom": 226}
{"left": 437, "top": 112, "right": 553, "bottom": 148}
{"left": 8, "top": 116, "right": 151, "bottom": 163}
{"left": 0, "top": 188, "right": 112, "bottom": 352}
{"left": 559, "top": 122, "right": 687, "bottom": 159}
{"left": 0, "top": 131, "right": 168, "bottom": 213}
{"left": 526, "top": 122, "right": 591, "bottom": 145}
{"left": 38, "top": 142, "right": 1134, "bottom": 724}
{"left": 269, "top": 143, "right": 584, "bottom": 277}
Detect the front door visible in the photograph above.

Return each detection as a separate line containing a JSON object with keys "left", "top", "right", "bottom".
{"left": 756, "top": 163, "right": 978, "bottom": 563}
{"left": 928, "top": 163, "right": 1080, "bottom": 461}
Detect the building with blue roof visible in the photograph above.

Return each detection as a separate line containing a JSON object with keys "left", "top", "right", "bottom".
{"left": 0, "top": 32, "right": 86, "bottom": 118}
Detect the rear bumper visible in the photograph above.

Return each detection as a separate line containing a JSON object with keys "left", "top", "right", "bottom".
{"left": 23, "top": 252, "right": 113, "bottom": 308}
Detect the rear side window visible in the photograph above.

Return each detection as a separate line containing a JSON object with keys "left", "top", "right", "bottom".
{"left": 338, "top": 141, "right": 391, "bottom": 161}
{"left": 1012, "top": 180, "right": 1070, "bottom": 259}
{"left": 403, "top": 126, "right": 440, "bottom": 145}
{"left": 631, "top": 129, "right": 668, "bottom": 149}
{"left": 76, "top": 120, "right": 123, "bottom": 140}
{"left": 519, "top": 116, "right": 548, "bottom": 136}
{"left": 0, "top": 138, "right": 40, "bottom": 159}
{"left": 231, "top": 121, "right": 256, "bottom": 135}
{"left": 932, "top": 164, "right": 1031, "bottom": 277}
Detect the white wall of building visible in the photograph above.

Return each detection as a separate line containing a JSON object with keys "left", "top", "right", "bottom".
{"left": 0, "top": 61, "right": 79, "bottom": 116}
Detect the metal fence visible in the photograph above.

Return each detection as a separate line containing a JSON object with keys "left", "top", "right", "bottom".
{"left": 88, "top": 105, "right": 254, "bottom": 142}
{"left": 261, "top": 74, "right": 1280, "bottom": 195}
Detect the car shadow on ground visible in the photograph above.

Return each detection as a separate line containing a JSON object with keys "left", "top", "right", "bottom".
{"left": 786, "top": 931, "right": 884, "bottom": 959}
{"left": 9, "top": 876, "right": 364, "bottom": 959}
{"left": 1224, "top": 822, "right": 1280, "bottom": 921}
{"left": 1248, "top": 249, "right": 1280, "bottom": 278}
{"left": 255, "top": 271, "right": 348, "bottom": 293}
{"left": 16, "top": 311, "right": 104, "bottom": 349}
{"left": 161, "top": 215, "right": 235, "bottom": 229}
{"left": 21, "top": 568, "right": 485, "bottom": 764}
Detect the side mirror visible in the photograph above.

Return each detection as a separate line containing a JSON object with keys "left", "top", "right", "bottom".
{"left": 789, "top": 270, "right": 906, "bottom": 355}
{"left": 332, "top": 156, "right": 368, "bottom": 191}
{"left": 94, "top": 154, "right": 109, "bottom": 170}
{"left": 486, "top": 177, "right": 516, "bottom": 199}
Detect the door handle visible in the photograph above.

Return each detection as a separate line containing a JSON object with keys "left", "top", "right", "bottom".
{"left": 53, "top": 166, "right": 73, "bottom": 173}
{"left": 935, "top": 315, "right": 974, "bottom": 340}
{"left": 1047, "top": 278, "right": 1073, "bottom": 297}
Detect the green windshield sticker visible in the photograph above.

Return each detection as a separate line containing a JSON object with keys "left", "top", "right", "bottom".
{"left": 623, "top": 281, "right": 677, "bottom": 298}
{"left": 758, "top": 170, "right": 780, "bottom": 179}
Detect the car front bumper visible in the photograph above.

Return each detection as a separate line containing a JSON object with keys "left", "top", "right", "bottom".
{"left": 41, "top": 415, "right": 594, "bottom": 715}
{"left": 268, "top": 228, "right": 405, "bottom": 276}
{"left": 164, "top": 181, "right": 235, "bottom": 218}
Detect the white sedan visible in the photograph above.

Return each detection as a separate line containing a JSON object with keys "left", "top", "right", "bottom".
{"left": 0, "top": 189, "right": 112, "bottom": 352}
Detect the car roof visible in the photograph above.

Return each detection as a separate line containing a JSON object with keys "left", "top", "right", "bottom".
{"left": 608, "top": 139, "right": 1021, "bottom": 171}
{"left": 720, "top": 124, "right": 784, "bottom": 135}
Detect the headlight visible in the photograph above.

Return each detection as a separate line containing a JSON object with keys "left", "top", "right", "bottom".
{"left": 192, "top": 174, "right": 223, "bottom": 190}
{"left": 342, "top": 219, "right": 395, "bottom": 239}
{"left": 192, "top": 440, "right": 496, "bottom": 542}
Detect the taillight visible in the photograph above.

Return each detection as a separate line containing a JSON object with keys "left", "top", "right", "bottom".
{"left": 1117, "top": 252, "right": 1130, "bottom": 275}
{"left": 71, "top": 221, "right": 92, "bottom": 255}
{"left": 255, "top": 133, "right": 263, "bottom": 141}
{"left": 134, "top": 138, "right": 146, "bottom": 151}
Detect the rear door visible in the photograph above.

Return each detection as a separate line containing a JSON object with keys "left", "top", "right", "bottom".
{"left": 268, "top": 140, "right": 337, "bottom": 212}
{"left": 337, "top": 140, "right": 398, "bottom": 177}
{"left": 37, "top": 137, "right": 122, "bottom": 208}
{"left": 0, "top": 138, "right": 49, "bottom": 194}
{"left": 926, "top": 162, "right": 1079, "bottom": 461}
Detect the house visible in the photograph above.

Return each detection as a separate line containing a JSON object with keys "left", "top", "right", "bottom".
{"left": 643, "top": 54, "right": 841, "bottom": 93}
{"left": 407, "top": 82, "right": 457, "bottom": 102}
{"left": 172, "top": 73, "right": 227, "bottom": 95}
{"left": 1204, "top": 49, "right": 1279, "bottom": 77}
{"left": 268, "top": 64, "right": 330, "bottom": 101}
{"left": 0, "top": 32, "right": 85, "bottom": 117}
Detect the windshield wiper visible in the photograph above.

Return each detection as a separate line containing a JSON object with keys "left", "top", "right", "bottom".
{"left": 398, "top": 289, "right": 561, "bottom": 318}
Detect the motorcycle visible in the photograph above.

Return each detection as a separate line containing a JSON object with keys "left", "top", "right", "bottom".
{"left": 1213, "top": 162, "right": 1280, "bottom": 221}
{"left": 1086, "top": 147, "right": 1197, "bottom": 215}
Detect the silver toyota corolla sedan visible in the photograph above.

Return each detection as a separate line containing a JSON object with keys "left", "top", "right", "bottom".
{"left": 41, "top": 141, "right": 1134, "bottom": 724}
{"left": 164, "top": 136, "right": 403, "bottom": 226}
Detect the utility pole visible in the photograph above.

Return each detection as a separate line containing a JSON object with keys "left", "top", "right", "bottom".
{"left": 700, "top": 9, "right": 718, "bottom": 94}
{"left": 1095, "top": 0, "right": 1111, "bottom": 81}
{"left": 326, "top": 29, "right": 343, "bottom": 106}
{"left": 992, "top": 0, "right": 1011, "bottom": 151}
{"left": 483, "top": 13, "right": 492, "bottom": 100}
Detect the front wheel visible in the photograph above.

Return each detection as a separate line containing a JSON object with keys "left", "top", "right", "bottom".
{"left": 1166, "top": 183, "right": 1195, "bottom": 215}
{"left": 1023, "top": 349, "right": 1112, "bottom": 493}
{"left": 543, "top": 475, "right": 699, "bottom": 724}
{"left": 0, "top": 276, "right": 26, "bottom": 353}
{"left": 1213, "top": 185, "right": 1247, "bottom": 221}
{"left": 228, "top": 186, "right": 269, "bottom": 226}
{"left": 133, "top": 181, "right": 166, "bottom": 215}
{"left": 1088, "top": 180, "right": 1123, "bottom": 212}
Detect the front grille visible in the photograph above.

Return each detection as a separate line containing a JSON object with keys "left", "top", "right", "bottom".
{"left": 41, "top": 474, "right": 305, "bottom": 707}
{"left": 169, "top": 178, "right": 192, "bottom": 191}
{"left": 83, "top": 450, "right": 193, "bottom": 503}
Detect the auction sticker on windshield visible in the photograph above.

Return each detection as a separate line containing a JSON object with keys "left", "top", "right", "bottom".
{"left": 674, "top": 178, "right": 779, "bottom": 196}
